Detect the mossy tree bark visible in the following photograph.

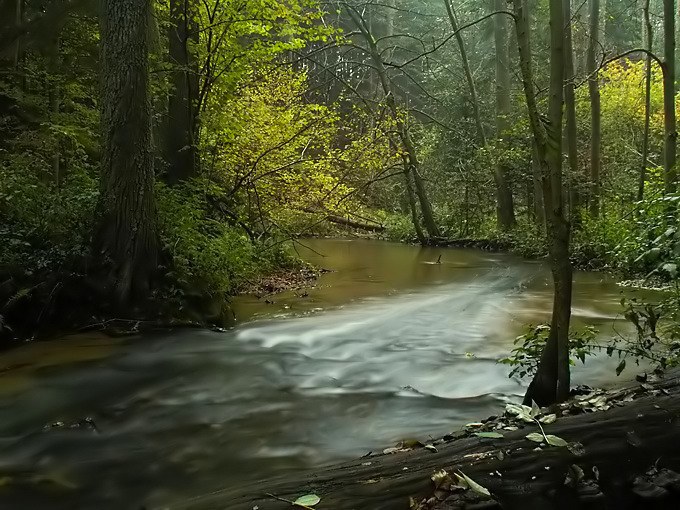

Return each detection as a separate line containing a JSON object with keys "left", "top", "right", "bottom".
{"left": 95, "top": 0, "right": 159, "bottom": 305}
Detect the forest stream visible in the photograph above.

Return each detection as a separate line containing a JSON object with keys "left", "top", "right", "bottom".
{"left": 0, "top": 239, "right": 656, "bottom": 509}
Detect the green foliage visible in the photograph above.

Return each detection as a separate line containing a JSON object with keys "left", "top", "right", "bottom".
{"left": 619, "top": 292, "right": 680, "bottom": 372}
{"left": 381, "top": 212, "right": 417, "bottom": 242}
{"left": 501, "top": 287, "right": 680, "bottom": 381}
{"left": 0, "top": 137, "right": 97, "bottom": 275}
{"left": 500, "top": 324, "right": 599, "bottom": 379}
{"left": 156, "top": 179, "right": 296, "bottom": 303}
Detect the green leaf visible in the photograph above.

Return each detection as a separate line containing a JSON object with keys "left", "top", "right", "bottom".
{"left": 294, "top": 494, "right": 321, "bottom": 507}
{"left": 545, "top": 435, "right": 568, "bottom": 447}
{"left": 526, "top": 432, "right": 544, "bottom": 443}
{"left": 539, "top": 414, "right": 557, "bottom": 424}
{"left": 474, "top": 432, "right": 504, "bottom": 439}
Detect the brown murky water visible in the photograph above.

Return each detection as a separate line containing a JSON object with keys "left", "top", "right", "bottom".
{"left": 0, "top": 239, "right": 653, "bottom": 509}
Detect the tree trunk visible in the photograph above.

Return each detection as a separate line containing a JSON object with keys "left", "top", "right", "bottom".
{"left": 444, "top": 0, "right": 486, "bottom": 146}
{"left": 639, "top": 0, "right": 653, "bottom": 202}
{"left": 663, "top": 0, "right": 677, "bottom": 194}
{"left": 12, "top": 0, "right": 22, "bottom": 69}
{"left": 346, "top": 6, "right": 440, "bottom": 241}
{"left": 95, "top": 0, "right": 159, "bottom": 305}
{"left": 48, "top": 33, "right": 61, "bottom": 185}
{"left": 587, "top": 0, "right": 602, "bottom": 218}
{"left": 404, "top": 166, "right": 427, "bottom": 245}
{"left": 512, "top": 0, "right": 573, "bottom": 406}
{"left": 166, "top": 0, "right": 200, "bottom": 184}
{"left": 532, "top": 139, "right": 545, "bottom": 228}
{"left": 564, "top": 0, "right": 580, "bottom": 215}
{"left": 493, "top": 0, "right": 517, "bottom": 231}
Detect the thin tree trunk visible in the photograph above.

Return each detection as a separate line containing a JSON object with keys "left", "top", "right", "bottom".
{"left": 639, "top": 0, "right": 653, "bottom": 202}
{"left": 404, "top": 166, "right": 427, "bottom": 245}
{"left": 587, "top": 0, "right": 602, "bottom": 218}
{"left": 493, "top": 0, "right": 517, "bottom": 231}
{"left": 166, "top": 0, "right": 200, "bottom": 184}
{"left": 532, "top": 139, "right": 545, "bottom": 228}
{"left": 346, "top": 6, "right": 440, "bottom": 241}
{"left": 12, "top": 0, "right": 22, "bottom": 68}
{"left": 663, "top": 0, "right": 677, "bottom": 193}
{"left": 95, "top": 0, "right": 159, "bottom": 305}
{"left": 444, "top": 0, "right": 486, "bottom": 146}
{"left": 48, "top": 33, "right": 61, "bottom": 185}
{"left": 564, "top": 0, "right": 579, "bottom": 215}
{"left": 513, "top": 0, "right": 573, "bottom": 406}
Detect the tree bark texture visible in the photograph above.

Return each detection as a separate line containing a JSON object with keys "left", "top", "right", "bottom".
{"left": 95, "top": 0, "right": 159, "bottom": 305}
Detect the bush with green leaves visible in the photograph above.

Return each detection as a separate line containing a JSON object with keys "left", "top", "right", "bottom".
{"left": 500, "top": 324, "right": 600, "bottom": 380}
{"left": 501, "top": 288, "right": 680, "bottom": 381}
{"left": 0, "top": 158, "right": 97, "bottom": 275}
{"left": 381, "top": 212, "right": 417, "bottom": 242}
{"left": 156, "top": 179, "right": 299, "bottom": 308}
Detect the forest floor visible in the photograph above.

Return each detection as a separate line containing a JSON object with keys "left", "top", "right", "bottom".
{"left": 209, "top": 371, "right": 680, "bottom": 510}
{"left": 237, "top": 265, "right": 329, "bottom": 299}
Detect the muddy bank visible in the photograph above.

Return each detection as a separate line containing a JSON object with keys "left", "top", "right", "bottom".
{"left": 237, "top": 266, "right": 328, "bottom": 299}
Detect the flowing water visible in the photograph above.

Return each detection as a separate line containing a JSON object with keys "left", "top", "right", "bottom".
{"left": 0, "top": 239, "right": 653, "bottom": 509}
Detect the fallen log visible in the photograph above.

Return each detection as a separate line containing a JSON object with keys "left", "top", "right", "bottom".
{"left": 183, "top": 373, "right": 680, "bottom": 510}
{"left": 433, "top": 239, "right": 512, "bottom": 251}
{"left": 300, "top": 208, "right": 386, "bottom": 232}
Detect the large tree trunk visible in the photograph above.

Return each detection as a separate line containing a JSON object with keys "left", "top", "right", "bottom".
{"left": 639, "top": 0, "right": 653, "bottom": 202}
{"left": 95, "top": 0, "right": 159, "bottom": 305}
{"left": 166, "top": 0, "right": 200, "bottom": 184}
{"left": 512, "top": 0, "right": 572, "bottom": 407}
{"left": 663, "top": 0, "right": 677, "bottom": 194}
{"left": 564, "top": 0, "right": 580, "bottom": 215}
{"left": 493, "top": 0, "right": 517, "bottom": 231}
{"left": 587, "top": 0, "right": 602, "bottom": 218}
{"left": 346, "top": 6, "right": 440, "bottom": 241}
